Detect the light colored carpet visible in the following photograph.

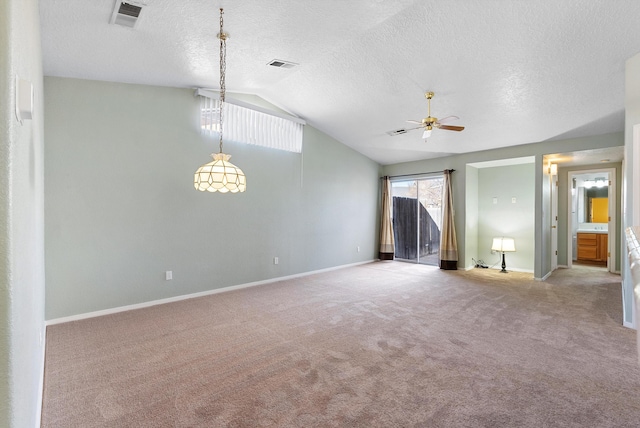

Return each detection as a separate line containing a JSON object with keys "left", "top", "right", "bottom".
{"left": 42, "top": 263, "right": 640, "bottom": 427}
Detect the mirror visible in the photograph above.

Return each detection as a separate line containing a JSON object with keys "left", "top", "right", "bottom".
{"left": 574, "top": 177, "right": 608, "bottom": 223}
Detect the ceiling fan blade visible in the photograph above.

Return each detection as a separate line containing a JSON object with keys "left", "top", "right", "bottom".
{"left": 405, "top": 125, "right": 425, "bottom": 131}
{"left": 438, "top": 125, "right": 465, "bottom": 132}
{"left": 436, "top": 115, "right": 459, "bottom": 124}
{"left": 406, "top": 120, "right": 422, "bottom": 124}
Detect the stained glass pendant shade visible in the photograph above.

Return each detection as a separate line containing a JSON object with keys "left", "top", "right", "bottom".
{"left": 194, "top": 153, "right": 246, "bottom": 193}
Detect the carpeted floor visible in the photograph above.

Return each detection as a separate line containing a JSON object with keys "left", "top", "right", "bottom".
{"left": 41, "top": 263, "right": 640, "bottom": 427}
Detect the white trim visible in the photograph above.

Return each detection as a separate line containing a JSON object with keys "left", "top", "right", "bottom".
{"left": 551, "top": 172, "right": 558, "bottom": 271}
{"left": 488, "top": 266, "right": 534, "bottom": 274}
{"left": 195, "top": 88, "right": 306, "bottom": 125}
{"left": 633, "top": 124, "right": 640, "bottom": 226}
{"left": 535, "top": 270, "right": 553, "bottom": 281}
{"left": 45, "top": 261, "right": 374, "bottom": 326}
{"left": 621, "top": 276, "right": 637, "bottom": 329}
{"left": 467, "top": 156, "right": 535, "bottom": 169}
{"left": 35, "top": 324, "right": 46, "bottom": 428}
{"left": 567, "top": 168, "right": 616, "bottom": 273}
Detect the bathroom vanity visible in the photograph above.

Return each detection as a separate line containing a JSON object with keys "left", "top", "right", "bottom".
{"left": 577, "top": 231, "right": 608, "bottom": 263}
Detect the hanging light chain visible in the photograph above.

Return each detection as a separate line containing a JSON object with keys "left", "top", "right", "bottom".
{"left": 193, "top": 7, "right": 246, "bottom": 193}
{"left": 218, "top": 8, "right": 227, "bottom": 154}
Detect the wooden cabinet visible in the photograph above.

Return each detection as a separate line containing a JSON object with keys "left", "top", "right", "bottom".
{"left": 577, "top": 233, "right": 596, "bottom": 260}
{"left": 597, "top": 233, "right": 608, "bottom": 262}
{"left": 577, "top": 232, "right": 608, "bottom": 263}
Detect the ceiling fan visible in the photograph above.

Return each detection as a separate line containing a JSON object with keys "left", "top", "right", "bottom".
{"left": 407, "top": 92, "right": 465, "bottom": 139}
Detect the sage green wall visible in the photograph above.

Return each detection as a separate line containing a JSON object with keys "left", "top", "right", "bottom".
{"left": 0, "top": 0, "right": 45, "bottom": 426}
{"left": 464, "top": 165, "right": 479, "bottom": 269}
{"left": 44, "top": 77, "right": 380, "bottom": 320}
{"left": 476, "top": 164, "right": 535, "bottom": 272}
{"left": 624, "top": 53, "right": 640, "bottom": 327}
{"left": 382, "top": 133, "right": 623, "bottom": 279}
{"left": 556, "top": 162, "right": 623, "bottom": 271}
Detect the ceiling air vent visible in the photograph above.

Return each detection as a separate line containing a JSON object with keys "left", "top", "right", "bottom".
{"left": 267, "top": 59, "right": 298, "bottom": 69}
{"left": 386, "top": 128, "right": 408, "bottom": 136}
{"left": 110, "top": 1, "right": 145, "bottom": 28}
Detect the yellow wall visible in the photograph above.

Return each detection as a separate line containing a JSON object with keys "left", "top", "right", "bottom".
{"left": 591, "top": 197, "right": 608, "bottom": 223}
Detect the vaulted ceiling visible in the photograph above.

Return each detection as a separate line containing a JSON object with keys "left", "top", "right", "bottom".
{"left": 40, "top": 0, "right": 640, "bottom": 165}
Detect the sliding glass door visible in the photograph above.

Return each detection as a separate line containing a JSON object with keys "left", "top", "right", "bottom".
{"left": 391, "top": 177, "right": 443, "bottom": 265}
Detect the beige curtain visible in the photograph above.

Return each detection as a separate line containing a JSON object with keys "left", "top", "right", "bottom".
{"left": 379, "top": 176, "right": 395, "bottom": 260}
{"left": 439, "top": 169, "right": 458, "bottom": 269}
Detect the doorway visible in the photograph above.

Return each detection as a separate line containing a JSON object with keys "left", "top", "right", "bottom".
{"left": 567, "top": 169, "right": 616, "bottom": 272}
{"left": 390, "top": 176, "right": 443, "bottom": 266}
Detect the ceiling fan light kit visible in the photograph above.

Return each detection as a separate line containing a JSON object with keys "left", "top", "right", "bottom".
{"left": 406, "top": 91, "right": 465, "bottom": 141}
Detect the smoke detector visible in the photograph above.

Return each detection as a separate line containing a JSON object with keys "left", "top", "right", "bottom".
{"left": 267, "top": 59, "right": 298, "bottom": 69}
{"left": 110, "top": 1, "right": 146, "bottom": 28}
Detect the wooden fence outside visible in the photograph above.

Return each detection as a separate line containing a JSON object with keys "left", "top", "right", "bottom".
{"left": 392, "top": 196, "right": 441, "bottom": 262}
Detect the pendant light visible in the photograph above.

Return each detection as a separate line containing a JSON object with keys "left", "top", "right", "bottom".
{"left": 194, "top": 8, "right": 246, "bottom": 193}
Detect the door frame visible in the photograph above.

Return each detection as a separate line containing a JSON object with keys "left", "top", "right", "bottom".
{"left": 390, "top": 174, "right": 444, "bottom": 266}
{"left": 567, "top": 167, "right": 616, "bottom": 272}
{"left": 551, "top": 172, "right": 558, "bottom": 271}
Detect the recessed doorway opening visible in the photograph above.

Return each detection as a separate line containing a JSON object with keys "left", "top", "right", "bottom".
{"left": 567, "top": 168, "right": 616, "bottom": 273}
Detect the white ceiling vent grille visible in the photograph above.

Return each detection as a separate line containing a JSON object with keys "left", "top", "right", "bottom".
{"left": 110, "top": 1, "right": 145, "bottom": 28}
{"left": 386, "top": 128, "right": 408, "bottom": 136}
{"left": 267, "top": 59, "right": 298, "bottom": 69}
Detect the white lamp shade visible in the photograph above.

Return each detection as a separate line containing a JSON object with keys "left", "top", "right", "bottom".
{"left": 422, "top": 129, "right": 432, "bottom": 139}
{"left": 491, "top": 237, "right": 515, "bottom": 252}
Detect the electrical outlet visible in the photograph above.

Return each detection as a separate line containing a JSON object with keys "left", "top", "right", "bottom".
{"left": 274, "top": 257, "right": 279, "bottom": 265}
{"left": 511, "top": 197, "right": 517, "bottom": 203}
{"left": 165, "top": 271, "right": 173, "bottom": 280}
{"left": 357, "top": 246, "right": 360, "bottom": 252}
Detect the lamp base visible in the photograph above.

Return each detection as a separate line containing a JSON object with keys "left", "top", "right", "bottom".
{"left": 500, "top": 253, "right": 508, "bottom": 273}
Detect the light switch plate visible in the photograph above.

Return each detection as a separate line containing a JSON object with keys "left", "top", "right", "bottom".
{"left": 15, "top": 76, "right": 33, "bottom": 124}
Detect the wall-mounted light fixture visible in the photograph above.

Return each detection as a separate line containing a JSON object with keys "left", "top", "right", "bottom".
{"left": 583, "top": 177, "right": 607, "bottom": 189}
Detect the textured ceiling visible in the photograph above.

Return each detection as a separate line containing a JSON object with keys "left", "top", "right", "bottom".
{"left": 40, "top": 0, "right": 640, "bottom": 165}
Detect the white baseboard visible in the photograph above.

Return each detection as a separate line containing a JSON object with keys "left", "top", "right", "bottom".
{"left": 45, "top": 260, "right": 375, "bottom": 326}
{"left": 535, "top": 270, "right": 553, "bottom": 281}
{"left": 489, "top": 266, "right": 534, "bottom": 274}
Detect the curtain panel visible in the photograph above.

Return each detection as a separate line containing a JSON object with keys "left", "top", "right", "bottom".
{"left": 379, "top": 176, "right": 395, "bottom": 260}
{"left": 439, "top": 169, "right": 458, "bottom": 270}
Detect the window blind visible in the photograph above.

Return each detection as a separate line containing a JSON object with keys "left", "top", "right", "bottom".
{"left": 198, "top": 90, "right": 304, "bottom": 154}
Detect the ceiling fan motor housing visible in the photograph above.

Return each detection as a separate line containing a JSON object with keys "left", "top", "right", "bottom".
{"left": 422, "top": 117, "right": 436, "bottom": 127}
